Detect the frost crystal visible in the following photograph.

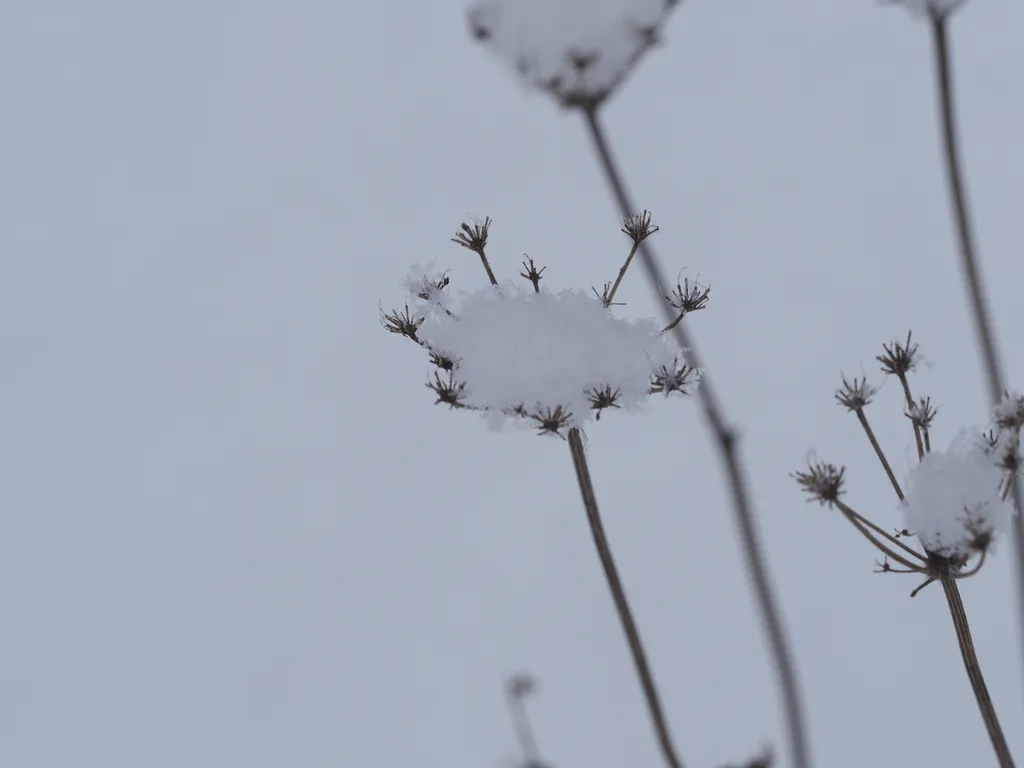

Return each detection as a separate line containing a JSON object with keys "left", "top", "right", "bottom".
{"left": 466, "top": 0, "right": 677, "bottom": 107}
{"left": 414, "top": 280, "right": 686, "bottom": 428}
{"left": 901, "top": 430, "right": 1016, "bottom": 558}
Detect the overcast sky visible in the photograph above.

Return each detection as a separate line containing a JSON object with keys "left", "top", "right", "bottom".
{"left": 2, "top": 1, "right": 1023, "bottom": 767}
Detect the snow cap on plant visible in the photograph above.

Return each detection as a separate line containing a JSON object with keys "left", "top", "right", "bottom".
{"left": 381, "top": 214, "right": 703, "bottom": 437}
{"left": 413, "top": 277, "right": 691, "bottom": 432}
{"left": 795, "top": 330, "right": 1021, "bottom": 597}
{"left": 466, "top": 0, "right": 678, "bottom": 108}
{"left": 900, "top": 429, "right": 1016, "bottom": 559}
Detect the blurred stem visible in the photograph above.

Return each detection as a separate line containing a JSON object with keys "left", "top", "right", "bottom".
{"left": 567, "top": 427, "right": 686, "bottom": 768}
{"left": 581, "top": 107, "right": 811, "bottom": 768}
{"left": 928, "top": 9, "right": 1024, "bottom": 692}
{"left": 939, "top": 573, "right": 1016, "bottom": 767}
{"left": 505, "top": 682, "right": 543, "bottom": 766}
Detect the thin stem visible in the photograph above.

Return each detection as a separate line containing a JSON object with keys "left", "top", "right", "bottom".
{"left": 939, "top": 573, "right": 1016, "bottom": 767}
{"left": 835, "top": 505, "right": 927, "bottom": 571}
{"left": 854, "top": 408, "right": 905, "bottom": 500}
{"left": 928, "top": 10, "right": 1024, "bottom": 691}
{"left": 896, "top": 373, "right": 925, "bottom": 461}
{"left": 582, "top": 108, "right": 810, "bottom": 768}
{"left": 477, "top": 249, "right": 499, "bottom": 286}
{"left": 662, "top": 311, "right": 685, "bottom": 334}
{"left": 505, "top": 682, "right": 544, "bottom": 767}
{"left": 567, "top": 428, "right": 685, "bottom": 768}
{"left": 835, "top": 501, "right": 927, "bottom": 562}
{"left": 605, "top": 241, "right": 641, "bottom": 306}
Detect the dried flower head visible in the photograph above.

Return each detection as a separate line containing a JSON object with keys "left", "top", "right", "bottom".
{"left": 882, "top": 0, "right": 968, "bottom": 20}
{"left": 451, "top": 217, "right": 491, "bottom": 254}
{"left": 665, "top": 275, "right": 711, "bottom": 317}
{"left": 520, "top": 256, "right": 546, "bottom": 292}
{"left": 426, "top": 371, "right": 468, "bottom": 409}
{"left": 506, "top": 674, "right": 537, "bottom": 699}
{"left": 429, "top": 350, "right": 456, "bottom": 371}
{"left": 380, "top": 304, "right": 423, "bottom": 342}
{"left": 650, "top": 360, "right": 699, "bottom": 396}
{"left": 621, "top": 210, "right": 659, "bottom": 243}
{"left": 835, "top": 375, "right": 877, "bottom": 411}
{"left": 466, "top": 0, "right": 678, "bottom": 109}
{"left": 992, "top": 390, "right": 1024, "bottom": 431}
{"left": 906, "top": 396, "right": 938, "bottom": 430}
{"left": 877, "top": 331, "right": 919, "bottom": 377}
{"left": 586, "top": 384, "right": 622, "bottom": 419}
{"left": 529, "top": 404, "right": 573, "bottom": 437}
{"left": 793, "top": 462, "right": 846, "bottom": 507}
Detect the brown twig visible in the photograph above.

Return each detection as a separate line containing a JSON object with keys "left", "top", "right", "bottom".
{"left": 854, "top": 408, "right": 905, "bottom": 501}
{"left": 605, "top": 240, "right": 641, "bottom": 307}
{"left": 581, "top": 107, "right": 810, "bottom": 768}
{"left": 927, "top": 8, "right": 1024, "bottom": 690}
{"left": 567, "top": 428, "right": 685, "bottom": 768}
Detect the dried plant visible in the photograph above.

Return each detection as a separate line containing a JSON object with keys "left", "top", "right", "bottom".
{"left": 379, "top": 1, "right": 1024, "bottom": 766}
{"left": 796, "top": 334, "right": 1019, "bottom": 766}
{"left": 885, "top": 0, "right": 1024, "bottom": 691}
{"left": 382, "top": 214, "right": 706, "bottom": 768}
{"left": 463, "top": 2, "right": 806, "bottom": 767}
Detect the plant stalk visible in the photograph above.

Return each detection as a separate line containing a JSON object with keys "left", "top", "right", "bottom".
{"left": 939, "top": 573, "right": 1016, "bottom": 767}
{"left": 568, "top": 427, "right": 685, "bottom": 768}
{"left": 581, "top": 107, "right": 810, "bottom": 768}
{"left": 928, "top": 10, "right": 1024, "bottom": 693}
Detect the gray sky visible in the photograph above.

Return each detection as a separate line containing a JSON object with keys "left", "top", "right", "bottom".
{"left": 2, "top": 1, "right": 1022, "bottom": 766}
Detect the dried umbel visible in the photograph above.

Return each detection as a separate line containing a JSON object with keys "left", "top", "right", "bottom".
{"left": 466, "top": 0, "right": 679, "bottom": 109}
{"left": 795, "top": 332, "right": 1020, "bottom": 593}
{"left": 381, "top": 215, "right": 705, "bottom": 436}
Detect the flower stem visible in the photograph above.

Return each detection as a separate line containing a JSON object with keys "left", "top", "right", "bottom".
{"left": 939, "top": 573, "right": 1016, "bottom": 767}
{"left": 567, "top": 427, "right": 685, "bottom": 768}
{"left": 581, "top": 107, "right": 811, "bottom": 768}
{"left": 604, "top": 240, "right": 641, "bottom": 306}
{"left": 854, "top": 407, "right": 904, "bottom": 500}
{"left": 927, "top": 9, "right": 1024, "bottom": 692}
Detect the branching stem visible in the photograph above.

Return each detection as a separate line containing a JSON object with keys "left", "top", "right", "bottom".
{"left": 927, "top": 9, "right": 1024, "bottom": 686}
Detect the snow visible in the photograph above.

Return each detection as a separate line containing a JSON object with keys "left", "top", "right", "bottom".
{"left": 992, "top": 390, "right": 1024, "bottom": 428}
{"left": 466, "top": 0, "right": 677, "bottom": 106}
{"left": 900, "top": 429, "right": 1017, "bottom": 559}
{"left": 409, "top": 276, "right": 689, "bottom": 429}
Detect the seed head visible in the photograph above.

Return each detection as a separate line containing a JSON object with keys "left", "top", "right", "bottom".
{"left": 835, "top": 375, "right": 877, "bottom": 411}
{"left": 651, "top": 360, "right": 699, "bottom": 396}
{"left": 621, "top": 210, "right": 659, "bottom": 244}
{"left": 877, "top": 331, "right": 919, "bottom": 377}
{"left": 451, "top": 217, "right": 491, "bottom": 254}
{"left": 793, "top": 462, "right": 846, "bottom": 507}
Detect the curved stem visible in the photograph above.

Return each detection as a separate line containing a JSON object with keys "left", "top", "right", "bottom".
{"left": 928, "top": 10, "right": 1024, "bottom": 694}
{"left": 568, "top": 428, "right": 686, "bottom": 768}
{"left": 939, "top": 574, "right": 1016, "bottom": 767}
{"left": 581, "top": 108, "right": 810, "bottom": 768}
